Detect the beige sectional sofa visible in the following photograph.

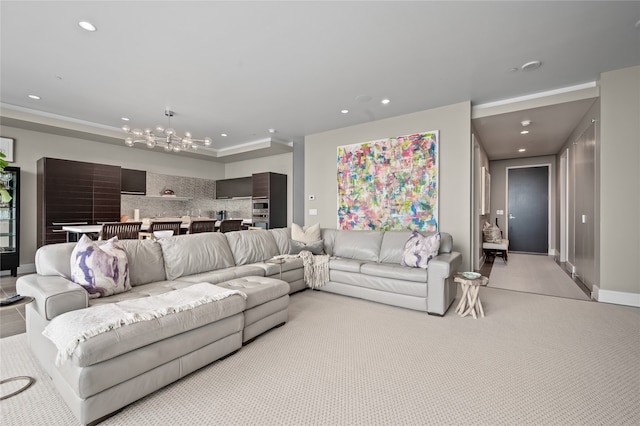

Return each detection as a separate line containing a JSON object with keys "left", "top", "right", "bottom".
{"left": 16, "top": 227, "right": 461, "bottom": 425}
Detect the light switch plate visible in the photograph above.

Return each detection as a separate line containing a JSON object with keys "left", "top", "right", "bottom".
{"left": 309, "top": 209, "right": 318, "bottom": 216}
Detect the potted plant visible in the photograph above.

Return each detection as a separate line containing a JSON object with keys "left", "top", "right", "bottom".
{"left": 0, "top": 151, "right": 12, "bottom": 203}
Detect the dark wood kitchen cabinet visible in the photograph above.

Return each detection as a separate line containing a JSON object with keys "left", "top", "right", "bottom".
{"left": 251, "top": 172, "right": 287, "bottom": 229}
{"left": 37, "top": 158, "right": 120, "bottom": 247}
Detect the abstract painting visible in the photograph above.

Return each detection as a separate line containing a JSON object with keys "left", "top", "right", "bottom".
{"left": 337, "top": 131, "right": 438, "bottom": 231}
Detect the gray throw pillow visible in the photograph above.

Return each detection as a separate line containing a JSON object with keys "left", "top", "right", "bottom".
{"left": 289, "top": 239, "right": 324, "bottom": 255}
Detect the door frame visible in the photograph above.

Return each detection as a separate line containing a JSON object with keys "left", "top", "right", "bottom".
{"left": 505, "top": 163, "right": 552, "bottom": 254}
{"left": 560, "top": 149, "right": 569, "bottom": 263}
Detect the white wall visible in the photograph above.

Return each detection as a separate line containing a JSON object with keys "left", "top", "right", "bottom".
{"left": 304, "top": 101, "right": 472, "bottom": 270}
{"left": 225, "top": 152, "right": 294, "bottom": 226}
{"left": 1, "top": 125, "right": 226, "bottom": 272}
{"left": 599, "top": 66, "right": 640, "bottom": 297}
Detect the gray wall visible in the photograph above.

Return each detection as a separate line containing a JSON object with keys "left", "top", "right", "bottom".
{"left": 304, "top": 101, "right": 473, "bottom": 271}
{"left": 599, "top": 66, "right": 640, "bottom": 296}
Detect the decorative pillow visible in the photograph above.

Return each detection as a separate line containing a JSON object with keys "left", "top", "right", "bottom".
{"left": 70, "top": 235, "right": 131, "bottom": 299}
{"left": 289, "top": 239, "right": 325, "bottom": 255}
{"left": 400, "top": 231, "right": 441, "bottom": 269}
{"left": 483, "top": 223, "right": 502, "bottom": 243}
{"left": 291, "top": 223, "right": 321, "bottom": 244}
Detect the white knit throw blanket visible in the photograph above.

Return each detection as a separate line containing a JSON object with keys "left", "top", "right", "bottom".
{"left": 274, "top": 251, "right": 330, "bottom": 289}
{"left": 43, "top": 283, "right": 247, "bottom": 366}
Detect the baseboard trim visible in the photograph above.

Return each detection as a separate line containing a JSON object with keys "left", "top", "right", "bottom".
{"left": 0, "top": 263, "right": 36, "bottom": 277}
{"left": 593, "top": 285, "right": 640, "bottom": 307}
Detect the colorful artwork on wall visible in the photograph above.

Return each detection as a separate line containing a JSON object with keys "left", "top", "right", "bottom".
{"left": 337, "top": 131, "right": 438, "bottom": 231}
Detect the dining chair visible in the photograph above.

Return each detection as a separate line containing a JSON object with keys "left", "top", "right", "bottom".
{"left": 99, "top": 222, "right": 142, "bottom": 240}
{"left": 219, "top": 219, "right": 243, "bottom": 233}
{"left": 188, "top": 219, "right": 217, "bottom": 234}
{"left": 139, "top": 220, "right": 182, "bottom": 239}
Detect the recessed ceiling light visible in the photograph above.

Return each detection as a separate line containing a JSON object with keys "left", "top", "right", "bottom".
{"left": 28, "top": 94, "right": 41, "bottom": 100}
{"left": 521, "top": 60, "right": 542, "bottom": 71}
{"left": 121, "top": 117, "right": 130, "bottom": 121}
{"left": 381, "top": 98, "right": 390, "bottom": 105}
{"left": 341, "top": 109, "right": 349, "bottom": 114}
{"left": 221, "top": 133, "right": 228, "bottom": 137}
{"left": 78, "top": 21, "right": 97, "bottom": 32}
{"left": 521, "top": 130, "right": 529, "bottom": 134}
{"left": 268, "top": 128, "right": 276, "bottom": 134}
{"left": 519, "top": 148, "right": 526, "bottom": 153}
{"left": 521, "top": 120, "right": 531, "bottom": 127}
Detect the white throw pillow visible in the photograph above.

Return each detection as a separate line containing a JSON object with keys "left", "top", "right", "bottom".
{"left": 70, "top": 235, "right": 131, "bottom": 298}
{"left": 291, "top": 223, "right": 321, "bottom": 244}
{"left": 400, "top": 231, "right": 441, "bottom": 269}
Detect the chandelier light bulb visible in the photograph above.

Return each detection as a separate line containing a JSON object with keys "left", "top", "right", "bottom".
{"left": 121, "top": 110, "right": 212, "bottom": 154}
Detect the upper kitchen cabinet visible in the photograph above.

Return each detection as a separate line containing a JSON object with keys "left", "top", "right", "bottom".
{"left": 215, "top": 177, "right": 252, "bottom": 199}
{"left": 37, "top": 158, "right": 120, "bottom": 247}
{"left": 251, "top": 172, "right": 287, "bottom": 229}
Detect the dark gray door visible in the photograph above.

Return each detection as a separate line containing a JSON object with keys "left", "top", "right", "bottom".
{"left": 507, "top": 166, "right": 549, "bottom": 253}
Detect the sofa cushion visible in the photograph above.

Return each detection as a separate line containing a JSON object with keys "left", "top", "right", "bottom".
{"left": 321, "top": 229, "right": 338, "bottom": 256}
{"left": 158, "top": 233, "right": 236, "bottom": 281}
{"left": 379, "top": 230, "right": 414, "bottom": 264}
{"left": 400, "top": 231, "right": 440, "bottom": 269}
{"left": 289, "top": 239, "right": 324, "bottom": 255}
{"left": 291, "top": 223, "right": 321, "bottom": 244}
{"left": 269, "top": 228, "right": 291, "bottom": 255}
{"left": 70, "top": 235, "right": 131, "bottom": 299}
{"left": 118, "top": 239, "right": 166, "bottom": 286}
{"left": 225, "top": 230, "right": 280, "bottom": 265}
{"left": 333, "top": 230, "right": 383, "bottom": 262}
{"left": 329, "top": 258, "right": 365, "bottom": 273}
{"left": 360, "top": 262, "right": 428, "bottom": 283}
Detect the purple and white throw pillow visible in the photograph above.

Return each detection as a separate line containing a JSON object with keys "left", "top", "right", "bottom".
{"left": 70, "top": 235, "right": 131, "bottom": 298}
{"left": 400, "top": 231, "right": 441, "bottom": 269}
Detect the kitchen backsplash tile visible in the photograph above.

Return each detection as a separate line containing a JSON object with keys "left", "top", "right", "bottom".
{"left": 121, "top": 172, "right": 251, "bottom": 220}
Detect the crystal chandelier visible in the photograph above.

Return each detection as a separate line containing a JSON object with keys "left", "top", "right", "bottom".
{"left": 122, "top": 109, "right": 212, "bottom": 152}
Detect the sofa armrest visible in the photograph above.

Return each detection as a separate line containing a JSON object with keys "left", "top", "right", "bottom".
{"left": 16, "top": 274, "right": 88, "bottom": 321}
{"left": 427, "top": 251, "right": 462, "bottom": 315}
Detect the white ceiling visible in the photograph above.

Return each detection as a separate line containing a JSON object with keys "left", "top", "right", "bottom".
{"left": 1, "top": 1, "right": 639, "bottom": 161}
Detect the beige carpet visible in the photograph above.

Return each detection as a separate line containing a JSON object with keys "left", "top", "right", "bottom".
{"left": 488, "top": 253, "right": 591, "bottom": 300}
{"left": 1, "top": 288, "right": 639, "bottom": 425}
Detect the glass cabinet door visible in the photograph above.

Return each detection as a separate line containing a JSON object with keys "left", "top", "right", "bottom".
{"left": 0, "top": 166, "right": 19, "bottom": 276}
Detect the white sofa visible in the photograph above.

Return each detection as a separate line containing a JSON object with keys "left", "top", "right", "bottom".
{"left": 16, "top": 229, "right": 303, "bottom": 425}
{"left": 17, "top": 227, "right": 461, "bottom": 424}
{"left": 320, "top": 229, "right": 462, "bottom": 315}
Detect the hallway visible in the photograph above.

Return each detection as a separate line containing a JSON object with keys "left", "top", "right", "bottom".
{"left": 480, "top": 253, "right": 591, "bottom": 301}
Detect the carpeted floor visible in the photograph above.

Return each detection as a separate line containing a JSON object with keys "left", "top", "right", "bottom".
{"left": 1, "top": 288, "right": 639, "bottom": 425}
{"left": 488, "top": 253, "right": 591, "bottom": 300}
